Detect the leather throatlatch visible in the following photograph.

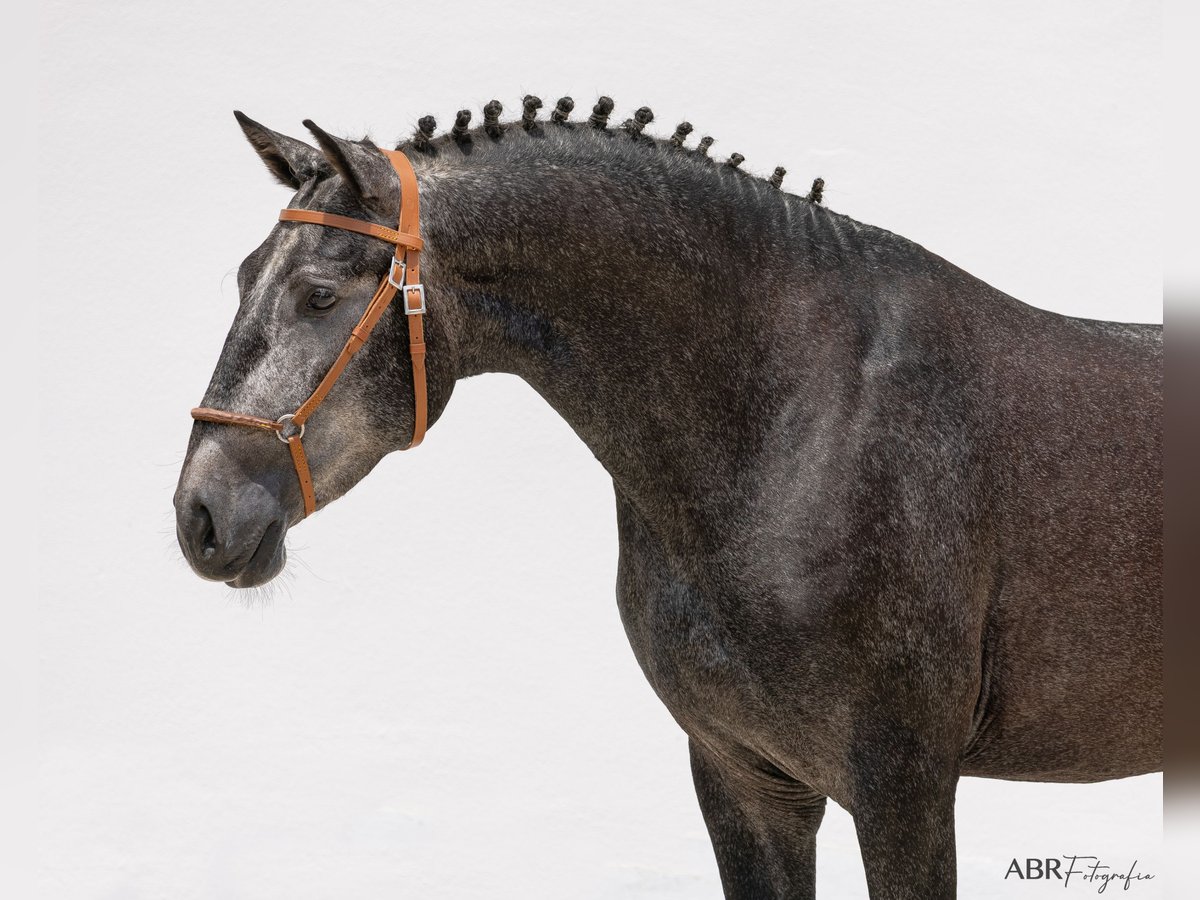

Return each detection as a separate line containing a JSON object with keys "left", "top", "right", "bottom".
{"left": 191, "top": 149, "right": 427, "bottom": 518}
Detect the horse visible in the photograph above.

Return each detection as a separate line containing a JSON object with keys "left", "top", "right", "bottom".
{"left": 174, "top": 96, "right": 1162, "bottom": 899}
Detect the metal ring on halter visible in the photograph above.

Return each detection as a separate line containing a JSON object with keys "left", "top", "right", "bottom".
{"left": 276, "top": 413, "right": 304, "bottom": 443}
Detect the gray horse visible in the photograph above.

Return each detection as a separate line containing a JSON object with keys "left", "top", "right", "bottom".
{"left": 175, "top": 98, "right": 1162, "bottom": 899}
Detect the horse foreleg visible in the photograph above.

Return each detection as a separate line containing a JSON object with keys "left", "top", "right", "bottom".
{"left": 689, "top": 739, "right": 827, "bottom": 899}
{"left": 850, "top": 741, "right": 959, "bottom": 900}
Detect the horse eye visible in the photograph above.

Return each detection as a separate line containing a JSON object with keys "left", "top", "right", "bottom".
{"left": 306, "top": 288, "right": 337, "bottom": 311}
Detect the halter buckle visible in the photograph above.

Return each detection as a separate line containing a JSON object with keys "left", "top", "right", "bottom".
{"left": 403, "top": 283, "right": 426, "bottom": 315}
{"left": 387, "top": 256, "right": 406, "bottom": 290}
{"left": 276, "top": 413, "right": 304, "bottom": 443}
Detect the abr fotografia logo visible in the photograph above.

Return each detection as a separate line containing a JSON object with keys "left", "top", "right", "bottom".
{"left": 1005, "top": 857, "right": 1154, "bottom": 892}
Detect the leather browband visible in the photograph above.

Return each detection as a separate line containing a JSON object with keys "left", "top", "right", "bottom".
{"left": 275, "top": 208, "right": 424, "bottom": 251}
{"left": 192, "top": 148, "right": 427, "bottom": 518}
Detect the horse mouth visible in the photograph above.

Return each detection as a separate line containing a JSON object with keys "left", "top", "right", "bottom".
{"left": 226, "top": 520, "right": 287, "bottom": 588}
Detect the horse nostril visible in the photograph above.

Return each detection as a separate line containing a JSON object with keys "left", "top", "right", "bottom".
{"left": 196, "top": 503, "right": 217, "bottom": 560}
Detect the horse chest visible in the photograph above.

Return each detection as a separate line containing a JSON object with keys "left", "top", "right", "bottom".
{"left": 614, "top": 541, "right": 763, "bottom": 731}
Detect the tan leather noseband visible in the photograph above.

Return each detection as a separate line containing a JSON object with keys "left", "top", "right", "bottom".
{"left": 191, "top": 148, "right": 427, "bottom": 518}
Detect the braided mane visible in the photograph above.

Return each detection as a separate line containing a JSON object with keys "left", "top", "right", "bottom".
{"left": 391, "top": 95, "right": 826, "bottom": 206}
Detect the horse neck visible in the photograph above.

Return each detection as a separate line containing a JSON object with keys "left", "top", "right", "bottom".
{"left": 414, "top": 139, "right": 941, "bottom": 551}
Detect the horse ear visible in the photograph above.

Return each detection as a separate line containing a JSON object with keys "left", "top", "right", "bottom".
{"left": 303, "top": 119, "right": 398, "bottom": 215}
{"left": 233, "top": 111, "right": 324, "bottom": 189}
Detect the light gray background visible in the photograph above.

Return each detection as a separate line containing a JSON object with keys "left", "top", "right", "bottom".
{"left": 35, "top": 1, "right": 1162, "bottom": 897}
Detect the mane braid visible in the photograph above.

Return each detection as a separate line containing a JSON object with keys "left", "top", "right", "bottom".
{"left": 410, "top": 115, "right": 436, "bottom": 152}
{"left": 669, "top": 122, "right": 693, "bottom": 148}
{"left": 589, "top": 96, "right": 615, "bottom": 129}
{"left": 451, "top": 109, "right": 472, "bottom": 142}
{"left": 551, "top": 96, "right": 574, "bottom": 124}
{"left": 622, "top": 107, "right": 654, "bottom": 138}
{"left": 483, "top": 100, "right": 504, "bottom": 139}
{"left": 521, "top": 95, "right": 543, "bottom": 131}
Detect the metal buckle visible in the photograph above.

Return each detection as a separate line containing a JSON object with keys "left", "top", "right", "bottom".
{"left": 403, "top": 283, "right": 426, "bottom": 315}
{"left": 387, "top": 256, "right": 406, "bottom": 290}
{"left": 388, "top": 256, "right": 425, "bottom": 313}
{"left": 276, "top": 413, "right": 304, "bottom": 443}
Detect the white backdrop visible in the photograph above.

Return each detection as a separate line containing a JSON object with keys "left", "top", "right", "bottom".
{"left": 35, "top": 1, "right": 1162, "bottom": 897}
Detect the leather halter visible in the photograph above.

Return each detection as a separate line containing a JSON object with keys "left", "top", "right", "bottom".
{"left": 191, "top": 148, "right": 427, "bottom": 518}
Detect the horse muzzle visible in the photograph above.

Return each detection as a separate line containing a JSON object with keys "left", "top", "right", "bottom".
{"left": 175, "top": 475, "right": 289, "bottom": 588}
